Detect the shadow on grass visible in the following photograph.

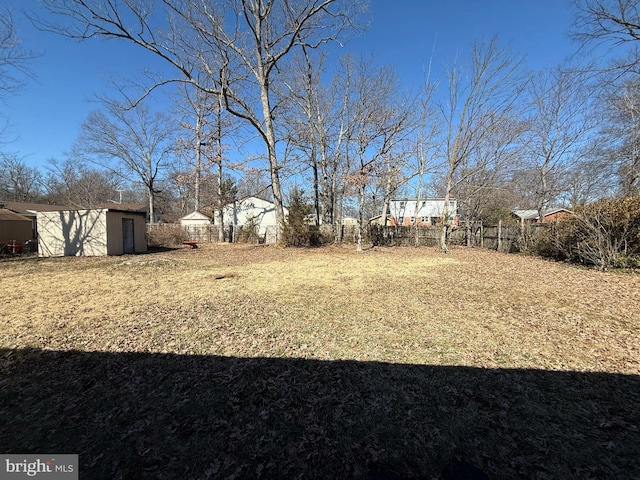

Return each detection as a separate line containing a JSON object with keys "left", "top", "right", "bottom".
{"left": 1, "top": 348, "right": 638, "bottom": 479}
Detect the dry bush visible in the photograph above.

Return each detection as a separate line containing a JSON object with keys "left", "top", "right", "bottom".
{"left": 281, "top": 188, "right": 329, "bottom": 247}
{"left": 535, "top": 196, "right": 640, "bottom": 269}
{"left": 236, "top": 216, "right": 261, "bottom": 243}
{"left": 146, "top": 225, "right": 190, "bottom": 247}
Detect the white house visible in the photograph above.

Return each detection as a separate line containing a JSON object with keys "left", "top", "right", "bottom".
{"left": 222, "top": 196, "right": 289, "bottom": 244}
{"left": 388, "top": 198, "right": 458, "bottom": 226}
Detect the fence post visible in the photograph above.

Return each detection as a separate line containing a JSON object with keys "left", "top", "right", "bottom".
{"left": 498, "top": 220, "right": 502, "bottom": 251}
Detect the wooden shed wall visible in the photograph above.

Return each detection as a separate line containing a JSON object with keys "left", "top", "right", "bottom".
{"left": 106, "top": 211, "right": 147, "bottom": 255}
{"left": 37, "top": 210, "right": 108, "bottom": 257}
{"left": 0, "top": 218, "right": 32, "bottom": 245}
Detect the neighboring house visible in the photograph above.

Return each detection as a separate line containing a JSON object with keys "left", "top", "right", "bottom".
{"left": 512, "top": 208, "right": 572, "bottom": 223}
{"left": 221, "top": 196, "right": 289, "bottom": 244}
{"left": 342, "top": 217, "right": 359, "bottom": 226}
{"left": 0, "top": 208, "right": 32, "bottom": 246}
{"left": 179, "top": 211, "right": 211, "bottom": 227}
{"left": 1, "top": 201, "right": 71, "bottom": 240}
{"left": 387, "top": 198, "right": 459, "bottom": 226}
{"left": 37, "top": 208, "right": 147, "bottom": 257}
{"left": 369, "top": 215, "right": 393, "bottom": 226}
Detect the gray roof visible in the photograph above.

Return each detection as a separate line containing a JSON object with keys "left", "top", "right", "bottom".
{"left": 512, "top": 208, "right": 572, "bottom": 220}
{"left": 512, "top": 209, "right": 539, "bottom": 220}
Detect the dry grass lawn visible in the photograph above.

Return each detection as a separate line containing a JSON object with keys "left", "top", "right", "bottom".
{"left": 1, "top": 244, "right": 639, "bottom": 479}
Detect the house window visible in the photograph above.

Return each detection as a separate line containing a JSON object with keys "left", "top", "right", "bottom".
{"left": 399, "top": 201, "right": 405, "bottom": 209}
{"left": 409, "top": 217, "right": 415, "bottom": 224}
{"left": 398, "top": 217, "right": 404, "bottom": 225}
{"left": 421, "top": 216, "right": 429, "bottom": 224}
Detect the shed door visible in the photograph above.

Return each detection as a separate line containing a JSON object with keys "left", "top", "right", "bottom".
{"left": 122, "top": 218, "right": 135, "bottom": 254}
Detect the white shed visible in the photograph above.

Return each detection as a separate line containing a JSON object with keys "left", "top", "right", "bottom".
{"left": 179, "top": 211, "right": 211, "bottom": 226}
{"left": 37, "top": 208, "right": 148, "bottom": 257}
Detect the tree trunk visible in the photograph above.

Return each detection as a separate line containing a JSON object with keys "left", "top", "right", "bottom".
{"left": 148, "top": 187, "right": 155, "bottom": 225}
{"left": 216, "top": 160, "right": 224, "bottom": 242}
{"left": 216, "top": 104, "right": 225, "bottom": 243}
{"left": 258, "top": 72, "right": 285, "bottom": 238}
{"left": 441, "top": 173, "right": 453, "bottom": 253}
{"left": 357, "top": 184, "right": 365, "bottom": 252}
{"left": 194, "top": 114, "right": 202, "bottom": 212}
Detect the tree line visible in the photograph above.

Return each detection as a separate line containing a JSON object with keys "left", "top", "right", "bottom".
{"left": 1, "top": 0, "right": 639, "bottom": 251}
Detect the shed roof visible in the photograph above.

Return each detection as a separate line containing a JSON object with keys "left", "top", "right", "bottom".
{"left": 179, "top": 211, "right": 210, "bottom": 221}
{"left": 94, "top": 202, "right": 148, "bottom": 212}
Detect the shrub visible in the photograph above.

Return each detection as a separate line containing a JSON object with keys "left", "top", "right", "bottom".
{"left": 236, "top": 216, "right": 261, "bottom": 244}
{"left": 535, "top": 196, "right": 640, "bottom": 270}
{"left": 146, "top": 225, "right": 190, "bottom": 247}
{"left": 281, "top": 188, "right": 327, "bottom": 247}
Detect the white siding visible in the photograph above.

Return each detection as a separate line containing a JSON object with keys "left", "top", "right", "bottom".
{"left": 223, "top": 197, "right": 288, "bottom": 236}
{"left": 179, "top": 211, "right": 211, "bottom": 226}
{"left": 37, "top": 209, "right": 147, "bottom": 257}
{"left": 389, "top": 199, "right": 457, "bottom": 220}
{"left": 38, "top": 210, "right": 108, "bottom": 257}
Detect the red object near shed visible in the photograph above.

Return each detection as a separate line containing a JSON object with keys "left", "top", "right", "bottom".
{"left": 6, "top": 241, "right": 22, "bottom": 254}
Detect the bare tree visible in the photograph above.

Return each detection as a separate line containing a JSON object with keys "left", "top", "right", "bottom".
{"left": 34, "top": 0, "right": 364, "bottom": 237}
{"left": 72, "top": 101, "right": 178, "bottom": 223}
{"left": 0, "top": 155, "right": 43, "bottom": 201}
{"left": 597, "top": 78, "right": 640, "bottom": 194}
{"left": 0, "top": 4, "right": 35, "bottom": 101}
{"left": 572, "top": 0, "right": 640, "bottom": 74}
{"left": 236, "top": 167, "right": 272, "bottom": 200}
{"left": 284, "top": 49, "right": 382, "bottom": 241}
{"left": 174, "top": 82, "right": 238, "bottom": 240}
{"left": 1, "top": 4, "right": 37, "bottom": 146}
{"left": 452, "top": 113, "right": 526, "bottom": 227}
{"left": 44, "top": 157, "right": 122, "bottom": 207}
{"left": 523, "top": 66, "right": 595, "bottom": 219}
{"left": 342, "top": 58, "right": 415, "bottom": 251}
{"left": 282, "top": 48, "right": 326, "bottom": 226}
{"left": 438, "top": 37, "right": 524, "bottom": 252}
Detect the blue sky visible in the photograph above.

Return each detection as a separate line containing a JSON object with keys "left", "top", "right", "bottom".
{"left": 5, "top": 0, "right": 577, "bottom": 170}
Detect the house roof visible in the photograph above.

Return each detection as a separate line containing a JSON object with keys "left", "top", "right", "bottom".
{"left": 544, "top": 208, "right": 573, "bottom": 216}
{"left": 512, "top": 208, "right": 572, "bottom": 220}
{"left": 0, "top": 208, "right": 32, "bottom": 222}
{"left": 512, "top": 209, "right": 539, "bottom": 220}
{"left": 0, "top": 201, "right": 72, "bottom": 216}
{"left": 36, "top": 207, "right": 147, "bottom": 216}
{"left": 222, "top": 195, "right": 273, "bottom": 206}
